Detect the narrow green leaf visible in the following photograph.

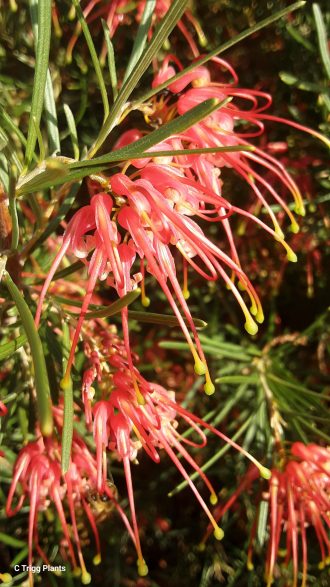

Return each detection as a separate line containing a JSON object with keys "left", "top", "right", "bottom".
{"left": 89, "top": 0, "right": 188, "bottom": 156}
{"left": 32, "top": 114, "right": 46, "bottom": 161}
{"left": 11, "top": 546, "right": 29, "bottom": 567}
{"left": 61, "top": 321, "right": 73, "bottom": 474}
{"left": 53, "top": 260, "right": 84, "bottom": 281}
{"left": 137, "top": 1, "right": 307, "bottom": 105}
{"left": 72, "top": 0, "right": 110, "bottom": 120}
{"left": 257, "top": 500, "right": 269, "bottom": 547}
{"left": 44, "top": 70, "right": 61, "bottom": 156}
{"left": 267, "top": 373, "right": 329, "bottom": 400}
{"left": 85, "top": 289, "right": 141, "bottom": 318}
{"left": 0, "top": 532, "right": 26, "bottom": 549}
{"left": 128, "top": 310, "right": 206, "bottom": 329}
{"left": 313, "top": 4, "right": 330, "bottom": 80}
{"left": 63, "top": 104, "right": 80, "bottom": 159}
{"left": 16, "top": 98, "right": 229, "bottom": 194}
{"left": 215, "top": 375, "right": 259, "bottom": 384}
{"left": 122, "top": 0, "right": 156, "bottom": 83}
{"left": 0, "top": 333, "right": 27, "bottom": 361}
{"left": 199, "top": 334, "right": 260, "bottom": 356}
{"left": 299, "top": 417, "right": 330, "bottom": 442}
{"left": 71, "top": 98, "right": 229, "bottom": 169}
{"left": 159, "top": 340, "right": 251, "bottom": 361}
{"left": 3, "top": 272, "right": 53, "bottom": 436}
{"left": 9, "top": 168, "right": 19, "bottom": 250}
{"left": 0, "top": 106, "right": 28, "bottom": 151}
{"left": 24, "top": 0, "right": 52, "bottom": 168}
{"left": 101, "top": 20, "right": 118, "bottom": 102}
{"left": 286, "top": 23, "right": 314, "bottom": 52}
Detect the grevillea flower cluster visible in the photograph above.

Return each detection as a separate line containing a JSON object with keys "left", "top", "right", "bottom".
{"left": 2, "top": 2, "right": 329, "bottom": 586}
{"left": 34, "top": 57, "right": 327, "bottom": 397}
{"left": 203, "top": 443, "right": 330, "bottom": 587}
{"left": 6, "top": 325, "right": 270, "bottom": 584}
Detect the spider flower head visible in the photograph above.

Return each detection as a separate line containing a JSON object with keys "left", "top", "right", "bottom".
{"left": 5, "top": 420, "right": 133, "bottom": 586}
{"left": 205, "top": 442, "right": 330, "bottom": 587}
{"left": 91, "top": 362, "right": 270, "bottom": 575}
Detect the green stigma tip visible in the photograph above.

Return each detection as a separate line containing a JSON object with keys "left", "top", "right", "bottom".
{"left": 260, "top": 466, "right": 271, "bottom": 480}
{"left": 142, "top": 296, "right": 150, "bottom": 308}
{"left": 183, "top": 289, "right": 190, "bottom": 300}
{"left": 247, "top": 561, "right": 254, "bottom": 571}
{"left": 198, "top": 542, "right": 206, "bottom": 552}
{"left": 286, "top": 249, "right": 297, "bottom": 263}
{"left": 290, "top": 222, "right": 299, "bottom": 234}
{"left": 256, "top": 308, "right": 264, "bottom": 324}
{"left": 210, "top": 493, "right": 218, "bottom": 506}
{"left": 214, "top": 526, "right": 224, "bottom": 541}
{"left": 244, "top": 319, "right": 258, "bottom": 336}
{"left": 93, "top": 554, "right": 101, "bottom": 566}
{"left": 204, "top": 381, "right": 215, "bottom": 395}
{"left": 73, "top": 568, "right": 82, "bottom": 578}
{"left": 194, "top": 359, "right": 206, "bottom": 376}
{"left": 81, "top": 571, "right": 92, "bottom": 585}
{"left": 250, "top": 304, "right": 257, "bottom": 316}
{"left": 295, "top": 204, "right": 305, "bottom": 216}
{"left": 137, "top": 560, "right": 149, "bottom": 577}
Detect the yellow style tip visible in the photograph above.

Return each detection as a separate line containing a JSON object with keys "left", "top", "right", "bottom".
{"left": 286, "top": 249, "right": 297, "bottom": 263}
{"left": 213, "top": 526, "right": 224, "bottom": 541}
{"left": 244, "top": 318, "right": 258, "bottom": 336}
{"left": 204, "top": 381, "right": 215, "bottom": 395}
{"left": 259, "top": 466, "right": 271, "bottom": 480}
{"left": 294, "top": 203, "right": 305, "bottom": 216}
{"left": 93, "top": 554, "right": 101, "bottom": 566}
{"left": 210, "top": 493, "right": 218, "bottom": 505}
{"left": 290, "top": 221, "right": 300, "bottom": 234}
{"left": 137, "top": 559, "right": 149, "bottom": 577}
{"left": 247, "top": 561, "right": 254, "bottom": 571}
{"left": 81, "top": 571, "right": 92, "bottom": 585}
{"left": 256, "top": 307, "right": 264, "bottom": 324}
{"left": 183, "top": 289, "right": 190, "bottom": 300}
{"left": 194, "top": 358, "right": 206, "bottom": 376}
{"left": 141, "top": 296, "right": 150, "bottom": 308}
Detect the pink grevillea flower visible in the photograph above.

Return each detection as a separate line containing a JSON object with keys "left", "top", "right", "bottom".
{"left": 5, "top": 421, "right": 138, "bottom": 586}
{"left": 152, "top": 56, "right": 329, "bottom": 225}
{"left": 34, "top": 192, "right": 144, "bottom": 401}
{"left": 90, "top": 358, "right": 270, "bottom": 576}
{"left": 204, "top": 443, "right": 330, "bottom": 587}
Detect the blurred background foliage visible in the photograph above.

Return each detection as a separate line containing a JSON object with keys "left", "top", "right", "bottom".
{"left": 0, "top": 1, "right": 329, "bottom": 585}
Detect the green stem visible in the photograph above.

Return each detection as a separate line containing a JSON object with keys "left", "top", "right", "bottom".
{"left": 3, "top": 272, "right": 53, "bottom": 436}
{"left": 9, "top": 169, "right": 19, "bottom": 250}
{"left": 61, "top": 321, "right": 73, "bottom": 474}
